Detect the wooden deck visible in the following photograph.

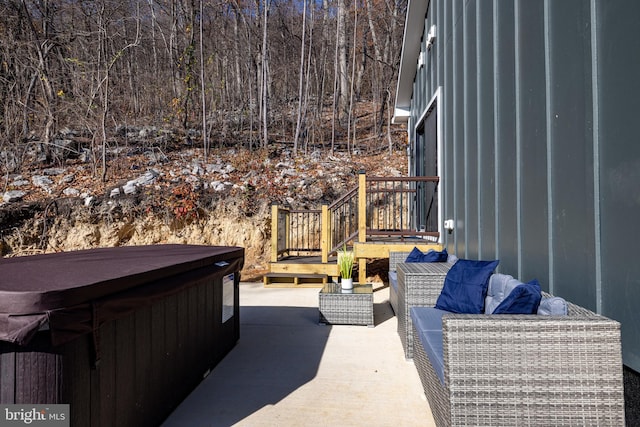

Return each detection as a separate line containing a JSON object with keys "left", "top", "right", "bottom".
{"left": 265, "top": 256, "right": 338, "bottom": 287}
{"left": 268, "top": 173, "right": 443, "bottom": 287}
{"left": 354, "top": 238, "right": 441, "bottom": 258}
{"left": 263, "top": 272, "right": 328, "bottom": 287}
{"left": 267, "top": 239, "right": 444, "bottom": 287}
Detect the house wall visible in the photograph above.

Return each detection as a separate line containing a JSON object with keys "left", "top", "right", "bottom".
{"left": 408, "top": 0, "right": 640, "bottom": 377}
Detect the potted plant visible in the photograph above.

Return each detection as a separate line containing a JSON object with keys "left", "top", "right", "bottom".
{"left": 337, "top": 244, "right": 355, "bottom": 290}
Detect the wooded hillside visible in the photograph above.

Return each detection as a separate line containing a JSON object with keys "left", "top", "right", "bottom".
{"left": 1, "top": 0, "right": 407, "bottom": 179}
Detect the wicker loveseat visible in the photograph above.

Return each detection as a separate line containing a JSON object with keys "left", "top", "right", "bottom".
{"left": 410, "top": 284, "right": 625, "bottom": 426}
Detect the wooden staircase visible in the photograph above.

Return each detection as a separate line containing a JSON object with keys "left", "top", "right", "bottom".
{"left": 265, "top": 173, "right": 442, "bottom": 287}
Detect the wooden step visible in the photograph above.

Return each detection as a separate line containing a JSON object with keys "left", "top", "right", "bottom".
{"left": 263, "top": 272, "right": 329, "bottom": 288}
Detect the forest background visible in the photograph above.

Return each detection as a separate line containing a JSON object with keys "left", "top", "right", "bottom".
{"left": 0, "top": 0, "right": 408, "bottom": 277}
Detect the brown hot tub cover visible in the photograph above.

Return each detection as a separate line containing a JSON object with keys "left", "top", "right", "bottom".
{"left": 0, "top": 244, "right": 244, "bottom": 347}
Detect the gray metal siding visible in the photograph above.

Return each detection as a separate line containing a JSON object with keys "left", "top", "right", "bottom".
{"left": 407, "top": 0, "right": 640, "bottom": 371}
{"left": 464, "top": 1, "right": 479, "bottom": 259}
{"left": 516, "top": 0, "right": 548, "bottom": 284}
{"left": 596, "top": 0, "right": 640, "bottom": 370}
{"left": 453, "top": 0, "right": 465, "bottom": 256}
{"left": 443, "top": 0, "right": 455, "bottom": 255}
{"left": 547, "top": 0, "right": 596, "bottom": 308}
{"left": 477, "top": 2, "right": 496, "bottom": 261}
{"left": 494, "top": 0, "right": 518, "bottom": 275}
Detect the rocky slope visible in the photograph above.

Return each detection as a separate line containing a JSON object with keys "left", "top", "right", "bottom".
{"left": 1, "top": 130, "right": 407, "bottom": 280}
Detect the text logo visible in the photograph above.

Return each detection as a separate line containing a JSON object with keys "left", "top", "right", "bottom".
{"left": 0, "top": 405, "right": 69, "bottom": 427}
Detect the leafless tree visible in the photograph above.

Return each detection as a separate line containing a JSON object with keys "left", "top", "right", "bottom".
{"left": 0, "top": 0, "right": 407, "bottom": 174}
{"left": 261, "top": 0, "right": 270, "bottom": 148}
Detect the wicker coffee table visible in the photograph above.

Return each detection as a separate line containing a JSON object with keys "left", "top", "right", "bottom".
{"left": 319, "top": 282, "right": 374, "bottom": 327}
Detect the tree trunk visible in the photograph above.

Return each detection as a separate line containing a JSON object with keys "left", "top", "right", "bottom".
{"left": 293, "top": 0, "right": 307, "bottom": 156}
{"left": 337, "top": 0, "right": 349, "bottom": 124}
{"left": 347, "top": 0, "right": 357, "bottom": 154}
{"left": 199, "top": 0, "right": 209, "bottom": 161}
{"left": 233, "top": 8, "right": 242, "bottom": 104}
{"left": 261, "top": 0, "right": 269, "bottom": 148}
{"left": 302, "top": 3, "right": 314, "bottom": 154}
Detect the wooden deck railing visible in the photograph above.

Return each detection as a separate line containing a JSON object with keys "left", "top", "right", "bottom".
{"left": 273, "top": 205, "right": 290, "bottom": 259}
{"left": 271, "top": 173, "right": 440, "bottom": 263}
{"left": 270, "top": 205, "right": 323, "bottom": 262}
{"left": 362, "top": 175, "right": 440, "bottom": 241}
{"left": 328, "top": 186, "right": 359, "bottom": 254}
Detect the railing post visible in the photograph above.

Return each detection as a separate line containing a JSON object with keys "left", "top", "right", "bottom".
{"left": 271, "top": 204, "right": 279, "bottom": 263}
{"left": 358, "top": 171, "right": 367, "bottom": 243}
{"left": 358, "top": 171, "right": 367, "bottom": 284}
{"left": 321, "top": 205, "right": 329, "bottom": 263}
{"left": 284, "top": 207, "right": 290, "bottom": 256}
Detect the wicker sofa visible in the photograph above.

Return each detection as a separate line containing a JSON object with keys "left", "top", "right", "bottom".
{"left": 410, "top": 288, "right": 625, "bottom": 426}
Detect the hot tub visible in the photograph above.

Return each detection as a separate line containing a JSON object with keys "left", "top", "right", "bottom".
{"left": 0, "top": 244, "right": 244, "bottom": 427}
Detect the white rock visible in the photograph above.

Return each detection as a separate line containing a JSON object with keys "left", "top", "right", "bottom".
{"left": 211, "top": 181, "right": 228, "bottom": 192}
{"left": 62, "top": 174, "right": 76, "bottom": 184}
{"left": 3, "top": 190, "right": 26, "bottom": 203}
{"left": 306, "top": 186, "right": 323, "bottom": 200}
{"left": 110, "top": 188, "right": 121, "bottom": 198}
{"left": 134, "top": 169, "right": 160, "bottom": 186}
{"left": 63, "top": 188, "right": 80, "bottom": 197}
{"left": 123, "top": 181, "right": 137, "bottom": 195}
{"left": 43, "top": 167, "right": 66, "bottom": 176}
{"left": 206, "top": 163, "right": 225, "bottom": 174}
{"left": 32, "top": 175, "right": 53, "bottom": 192}
{"left": 192, "top": 164, "right": 205, "bottom": 175}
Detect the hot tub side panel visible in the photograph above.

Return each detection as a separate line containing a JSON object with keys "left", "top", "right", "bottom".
{"left": 0, "top": 272, "right": 240, "bottom": 427}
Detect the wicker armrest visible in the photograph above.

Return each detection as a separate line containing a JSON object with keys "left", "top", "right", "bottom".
{"left": 434, "top": 311, "right": 625, "bottom": 426}
{"left": 388, "top": 251, "right": 411, "bottom": 271}
{"left": 396, "top": 262, "right": 452, "bottom": 359}
{"left": 388, "top": 252, "right": 413, "bottom": 316}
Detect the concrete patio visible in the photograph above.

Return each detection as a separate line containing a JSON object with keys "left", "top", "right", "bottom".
{"left": 161, "top": 282, "right": 435, "bottom": 427}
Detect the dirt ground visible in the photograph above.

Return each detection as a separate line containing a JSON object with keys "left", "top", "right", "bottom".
{"left": 1, "top": 141, "right": 406, "bottom": 281}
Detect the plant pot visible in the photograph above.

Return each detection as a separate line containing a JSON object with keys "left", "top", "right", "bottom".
{"left": 341, "top": 277, "right": 353, "bottom": 290}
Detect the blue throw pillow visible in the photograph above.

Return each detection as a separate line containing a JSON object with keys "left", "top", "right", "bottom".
{"left": 537, "top": 296, "right": 568, "bottom": 316}
{"left": 405, "top": 247, "right": 448, "bottom": 263}
{"left": 434, "top": 259, "right": 499, "bottom": 314}
{"left": 492, "top": 279, "right": 542, "bottom": 314}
